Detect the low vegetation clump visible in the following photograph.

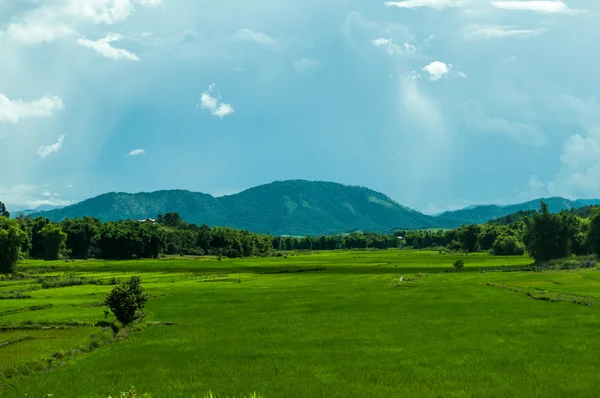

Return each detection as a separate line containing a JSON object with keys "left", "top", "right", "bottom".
{"left": 103, "top": 276, "right": 149, "bottom": 325}
{"left": 453, "top": 259, "right": 465, "bottom": 271}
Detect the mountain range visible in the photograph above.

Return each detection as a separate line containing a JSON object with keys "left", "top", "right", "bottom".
{"left": 22, "top": 180, "right": 600, "bottom": 236}
{"left": 438, "top": 197, "right": 600, "bottom": 225}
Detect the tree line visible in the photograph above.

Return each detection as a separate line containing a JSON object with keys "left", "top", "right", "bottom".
{"left": 0, "top": 205, "right": 404, "bottom": 273}
{"left": 2, "top": 201, "right": 600, "bottom": 274}
{"left": 400, "top": 202, "right": 600, "bottom": 262}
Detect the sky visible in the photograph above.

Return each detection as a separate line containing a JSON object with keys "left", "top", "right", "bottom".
{"left": 1, "top": 0, "right": 600, "bottom": 214}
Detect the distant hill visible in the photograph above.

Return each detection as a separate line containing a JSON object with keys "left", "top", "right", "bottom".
{"left": 437, "top": 197, "right": 600, "bottom": 225}
{"left": 12, "top": 204, "right": 64, "bottom": 216}
{"left": 31, "top": 180, "right": 459, "bottom": 235}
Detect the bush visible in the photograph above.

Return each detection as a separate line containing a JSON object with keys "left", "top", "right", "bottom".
{"left": 103, "top": 276, "right": 149, "bottom": 325}
{"left": 453, "top": 259, "right": 465, "bottom": 271}
{"left": 226, "top": 249, "right": 241, "bottom": 258}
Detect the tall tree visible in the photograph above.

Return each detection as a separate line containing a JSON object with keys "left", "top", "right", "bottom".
{"left": 523, "top": 201, "right": 571, "bottom": 263}
{"left": 0, "top": 202, "right": 9, "bottom": 218}
{"left": 459, "top": 225, "right": 481, "bottom": 253}
{"left": 0, "top": 217, "right": 27, "bottom": 273}
{"left": 61, "top": 217, "right": 101, "bottom": 258}
{"left": 589, "top": 211, "right": 600, "bottom": 258}
{"left": 40, "top": 224, "right": 68, "bottom": 260}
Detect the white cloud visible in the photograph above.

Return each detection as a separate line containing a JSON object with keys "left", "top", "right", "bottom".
{"left": 137, "top": 0, "right": 163, "bottom": 6}
{"left": 76, "top": 34, "right": 139, "bottom": 61}
{"left": 422, "top": 61, "right": 450, "bottom": 81}
{"left": 372, "top": 38, "right": 416, "bottom": 56}
{"left": 294, "top": 58, "right": 321, "bottom": 73}
{"left": 198, "top": 84, "right": 235, "bottom": 118}
{"left": 6, "top": 22, "right": 74, "bottom": 43}
{"left": 64, "top": 0, "right": 162, "bottom": 24}
{"left": 235, "top": 29, "right": 277, "bottom": 48}
{"left": 384, "top": 0, "right": 469, "bottom": 9}
{"left": 406, "top": 70, "right": 422, "bottom": 80}
{"left": 0, "top": 185, "right": 73, "bottom": 208}
{"left": 559, "top": 132, "right": 600, "bottom": 171}
{"left": 212, "top": 104, "right": 234, "bottom": 118}
{"left": 463, "top": 24, "right": 548, "bottom": 39}
{"left": 5, "top": 0, "right": 163, "bottom": 43}
{"left": 491, "top": 1, "right": 585, "bottom": 14}
{"left": 0, "top": 93, "right": 64, "bottom": 124}
{"left": 404, "top": 43, "right": 417, "bottom": 54}
{"left": 128, "top": 148, "right": 146, "bottom": 156}
{"left": 37, "top": 135, "right": 65, "bottom": 159}
{"left": 547, "top": 127, "right": 600, "bottom": 198}
{"left": 372, "top": 38, "right": 401, "bottom": 56}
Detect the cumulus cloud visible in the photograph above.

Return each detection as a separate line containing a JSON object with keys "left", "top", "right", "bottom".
{"left": 0, "top": 93, "right": 64, "bottom": 124}
{"left": 198, "top": 84, "right": 235, "bottom": 118}
{"left": 463, "top": 24, "right": 548, "bottom": 39}
{"left": 293, "top": 58, "right": 321, "bottom": 73}
{"left": 76, "top": 34, "right": 139, "bottom": 61}
{"left": 423, "top": 61, "right": 451, "bottom": 80}
{"left": 384, "top": 0, "right": 469, "bottom": 9}
{"left": 5, "top": 0, "right": 163, "bottom": 43}
{"left": 128, "top": 148, "right": 145, "bottom": 156}
{"left": 491, "top": 1, "right": 585, "bottom": 14}
{"left": 37, "top": 135, "right": 65, "bottom": 159}
{"left": 421, "top": 61, "right": 466, "bottom": 81}
{"left": 546, "top": 127, "right": 600, "bottom": 198}
{"left": 235, "top": 29, "right": 277, "bottom": 48}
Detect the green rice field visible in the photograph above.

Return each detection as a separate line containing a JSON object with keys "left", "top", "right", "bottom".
{"left": 2, "top": 250, "right": 600, "bottom": 397}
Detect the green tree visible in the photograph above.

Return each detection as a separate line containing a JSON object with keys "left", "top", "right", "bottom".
{"left": 103, "top": 276, "right": 149, "bottom": 325}
{"left": 523, "top": 201, "right": 571, "bottom": 263}
{"left": 29, "top": 217, "right": 50, "bottom": 258}
{"left": 0, "top": 202, "right": 9, "bottom": 218}
{"left": 0, "top": 217, "right": 27, "bottom": 273}
{"left": 453, "top": 259, "right": 465, "bottom": 271}
{"left": 492, "top": 235, "right": 525, "bottom": 256}
{"left": 40, "top": 223, "right": 68, "bottom": 260}
{"left": 61, "top": 217, "right": 101, "bottom": 258}
{"left": 157, "top": 212, "right": 183, "bottom": 228}
{"left": 459, "top": 225, "right": 481, "bottom": 253}
{"left": 590, "top": 211, "right": 600, "bottom": 258}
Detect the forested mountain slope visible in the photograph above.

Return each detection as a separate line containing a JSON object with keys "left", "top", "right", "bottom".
{"left": 32, "top": 180, "right": 456, "bottom": 235}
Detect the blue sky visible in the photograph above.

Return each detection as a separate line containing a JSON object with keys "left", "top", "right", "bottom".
{"left": 1, "top": 0, "right": 600, "bottom": 214}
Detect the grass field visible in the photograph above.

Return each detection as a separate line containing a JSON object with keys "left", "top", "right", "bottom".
{"left": 2, "top": 250, "right": 600, "bottom": 397}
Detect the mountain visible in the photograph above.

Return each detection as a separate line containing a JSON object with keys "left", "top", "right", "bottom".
{"left": 436, "top": 197, "right": 600, "bottom": 225}
{"left": 30, "top": 180, "right": 458, "bottom": 235}
{"left": 11, "top": 204, "right": 64, "bottom": 216}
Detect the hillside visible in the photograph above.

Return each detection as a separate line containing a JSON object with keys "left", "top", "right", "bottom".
{"left": 437, "top": 197, "right": 600, "bottom": 225}
{"left": 31, "top": 180, "right": 456, "bottom": 235}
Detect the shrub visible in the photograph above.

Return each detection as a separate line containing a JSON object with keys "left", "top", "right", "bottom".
{"left": 453, "top": 259, "right": 465, "bottom": 271}
{"left": 226, "top": 249, "right": 241, "bottom": 258}
{"left": 103, "top": 276, "right": 149, "bottom": 325}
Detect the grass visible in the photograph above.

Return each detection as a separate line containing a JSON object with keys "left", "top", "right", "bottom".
{"left": 2, "top": 250, "right": 600, "bottom": 397}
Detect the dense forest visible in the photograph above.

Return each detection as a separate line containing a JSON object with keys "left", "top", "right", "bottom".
{"left": 1, "top": 201, "right": 600, "bottom": 274}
